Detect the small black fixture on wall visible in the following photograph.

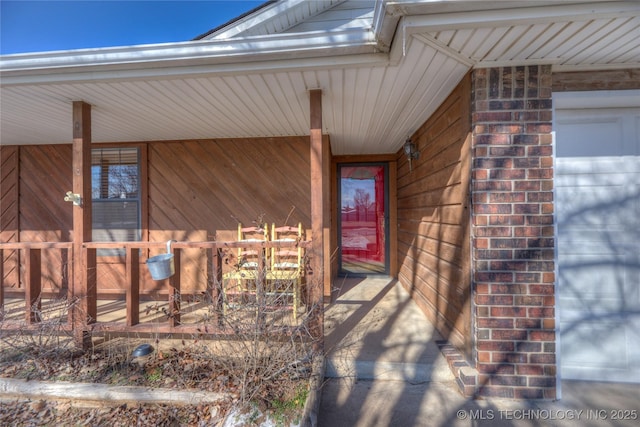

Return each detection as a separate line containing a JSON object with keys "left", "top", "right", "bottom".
{"left": 404, "top": 138, "right": 420, "bottom": 171}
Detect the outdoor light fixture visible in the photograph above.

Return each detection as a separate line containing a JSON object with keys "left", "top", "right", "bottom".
{"left": 63, "top": 191, "right": 82, "bottom": 206}
{"left": 404, "top": 138, "right": 420, "bottom": 171}
{"left": 131, "top": 343, "right": 154, "bottom": 358}
{"left": 131, "top": 343, "right": 155, "bottom": 368}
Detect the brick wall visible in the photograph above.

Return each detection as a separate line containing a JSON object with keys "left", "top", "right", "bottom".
{"left": 470, "top": 65, "right": 556, "bottom": 399}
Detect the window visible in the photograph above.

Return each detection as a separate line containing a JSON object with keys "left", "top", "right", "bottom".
{"left": 91, "top": 147, "right": 141, "bottom": 256}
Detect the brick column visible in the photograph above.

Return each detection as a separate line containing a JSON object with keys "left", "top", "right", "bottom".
{"left": 470, "top": 65, "right": 556, "bottom": 399}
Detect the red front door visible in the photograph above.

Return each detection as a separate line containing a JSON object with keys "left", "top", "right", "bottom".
{"left": 338, "top": 163, "right": 388, "bottom": 275}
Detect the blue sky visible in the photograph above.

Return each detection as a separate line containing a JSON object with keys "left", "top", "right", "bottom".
{"left": 0, "top": 1, "right": 266, "bottom": 55}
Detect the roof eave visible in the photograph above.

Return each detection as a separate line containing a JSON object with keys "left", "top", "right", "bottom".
{"left": 0, "top": 28, "right": 383, "bottom": 85}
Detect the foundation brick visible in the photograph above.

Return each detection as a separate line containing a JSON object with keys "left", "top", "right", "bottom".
{"left": 514, "top": 273, "right": 540, "bottom": 283}
{"left": 516, "top": 341, "right": 542, "bottom": 352}
{"left": 437, "top": 341, "right": 479, "bottom": 397}
{"left": 489, "top": 215, "right": 524, "bottom": 225}
{"left": 516, "top": 318, "right": 541, "bottom": 329}
{"left": 489, "top": 260, "right": 528, "bottom": 271}
{"left": 529, "top": 376, "right": 556, "bottom": 388}
{"left": 514, "top": 295, "right": 544, "bottom": 306}
{"left": 490, "top": 146, "right": 526, "bottom": 156}
{"left": 530, "top": 354, "right": 555, "bottom": 364}
{"left": 490, "top": 169, "right": 526, "bottom": 180}
{"left": 476, "top": 295, "right": 514, "bottom": 305}
{"left": 477, "top": 363, "right": 515, "bottom": 375}
{"left": 530, "top": 284, "right": 554, "bottom": 294}
{"left": 513, "top": 180, "right": 541, "bottom": 191}
{"left": 515, "top": 388, "right": 545, "bottom": 399}
{"left": 473, "top": 180, "right": 512, "bottom": 191}
{"left": 476, "top": 226, "right": 512, "bottom": 237}
{"left": 489, "top": 193, "right": 526, "bottom": 203}
{"left": 478, "top": 386, "right": 515, "bottom": 399}
{"left": 491, "top": 329, "right": 528, "bottom": 340}
{"left": 516, "top": 365, "right": 544, "bottom": 375}
{"left": 490, "top": 375, "right": 527, "bottom": 386}
{"left": 491, "top": 238, "right": 527, "bottom": 248}
{"left": 490, "top": 306, "right": 527, "bottom": 317}
{"left": 478, "top": 341, "right": 515, "bottom": 352}
{"left": 530, "top": 331, "right": 555, "bottom": 341}
{"left": 528, "top": 307, "right": 554, "bottom": 318}
{"left": 477, "top": 318, "right": 514, "bottom": 328}
{"left": 477, "top": 272, "right": 514, "bottom": 283}
{"left": 491, "top": 284, "right": 527, "bottom": 295}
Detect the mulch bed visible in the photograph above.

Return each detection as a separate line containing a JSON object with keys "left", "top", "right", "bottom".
{"left": 0, "top": 338, "right": 311, "bottom": 426}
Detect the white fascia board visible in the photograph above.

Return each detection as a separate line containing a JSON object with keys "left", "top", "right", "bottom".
{"left": 0, "top": 28, "right": 379, "bottom": 85}
{"left": 2, "top": 53, "right": 389, "bottom": 86}
{"left": 206, "top": 0, "right": 343, "bottom": 40}
{"left": 387, "top": 1, "right": 639, "bottom": 65}
{"left": 551, "top": 62, "right": 640, "bottom": 72}
{"left": 372, "top": 0, "right": 402, "bottom": 50}
{"left": 204, "top": 0, "right": 298, "bottom": 39}
{"left": 401, "top": 1, "right": 640, "bottom": 33}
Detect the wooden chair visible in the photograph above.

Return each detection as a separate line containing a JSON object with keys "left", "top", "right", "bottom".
{"left": 266, "top": 223, "right": 304, "bottom": 320}
{"left": 221, "top": 223, "right": 269, "bottom": 314}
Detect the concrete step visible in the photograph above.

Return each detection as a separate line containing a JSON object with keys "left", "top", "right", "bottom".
{"left": 325, "top": 358, "right": 454, "bottom": 382}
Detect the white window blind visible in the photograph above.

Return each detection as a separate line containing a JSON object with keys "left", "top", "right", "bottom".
{"left": 91, "top": 147, "right": 141, "bottom": 255}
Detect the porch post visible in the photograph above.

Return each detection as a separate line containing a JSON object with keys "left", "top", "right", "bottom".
{"left": 309, "top": 89, "right": 327, "bottom": 350}
{"left": 71, "top": 101, "right": 95, "bottom": 349}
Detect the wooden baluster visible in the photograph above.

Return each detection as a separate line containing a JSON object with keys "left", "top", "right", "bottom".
{"left": 211, "top": 247, "right": 222, "bottom": 326}
{"left": 168, "top": 248, "right": 181, "bottom": 326}
{"left": 126, "top": 246, "right": 140, "bottom": 326}
{"left": 24, "top": 248, "right": 42, "bottom": 324}
{"left": 85, "top": 247, "right": 97, "bottom": 324}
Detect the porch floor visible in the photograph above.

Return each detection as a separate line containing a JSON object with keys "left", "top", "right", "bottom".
{"left": 0, "top": 295, "right": 302, "bottom": 329}
{"left": 324, "top": 276, "right": 453, "bottom": 382}
{"left": 319, "top": 277, "right": 640, "bottom": 427}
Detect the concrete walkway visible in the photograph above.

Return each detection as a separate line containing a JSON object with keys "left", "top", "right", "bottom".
{"left": 318, "top": 277, "right": 640, "bottom": 427}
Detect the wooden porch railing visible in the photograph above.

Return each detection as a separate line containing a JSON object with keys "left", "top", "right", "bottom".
{"left": 0, "top": 239, "right": 315, "bottom": 346}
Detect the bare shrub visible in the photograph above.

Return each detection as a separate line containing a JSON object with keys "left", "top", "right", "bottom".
{"left": 0, "top": 297, "right": 84, "bottom": 381}
{"left": 0, "top": 229, "right": 320, "bottom": 422}
{"left": 193, "top": 246, "right": 319, "bottom": 409}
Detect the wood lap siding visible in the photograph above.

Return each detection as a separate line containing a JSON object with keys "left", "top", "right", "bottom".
{"left": 149, "top": 137, "right": 310, "bottom": 236}
{"left": 2, "top": 137, "right": 311, "bottom": 297}
{"left": 18, "top": 145, "right": 72, "bottom": 294}
{"left": 150, "top": 138, "right": 310, "bottom": 234}
{"left": 1, "top": 146, "right": 20, "bottom": 290}
{"left": 552, "top": 68, "right": 640, "bottom": 91}
{"left": 20, "top": 145, "right": 73, "bottom": 240}
{"left": 397, "top": 73, "right": 472, "bottom": 356}
{"left": 148, "top": 137, "right": 311, "bottom": 293}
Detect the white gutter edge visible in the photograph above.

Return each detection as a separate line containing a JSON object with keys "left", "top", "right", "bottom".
{"left": 387, "top": 1, "right": 639, "bottom": 66}
{"left": 4, "top": 1, "right": 636, "bottom": 85}
{"left": 2, "top": 53, "right": 390, "bottom": 85}
{"left": 400, "top": 1, "right": 640, "bottom": 33}
{"left": 0, "top": 28, "right": 380, "bottom": 81}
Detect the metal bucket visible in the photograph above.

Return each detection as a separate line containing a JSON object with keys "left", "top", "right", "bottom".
{"left": 146, "top": 240, "right": 175, "bottom": 280}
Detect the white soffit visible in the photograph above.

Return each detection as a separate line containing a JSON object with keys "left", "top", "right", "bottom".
{"left": 397, "top": 1, "right": 640, "bottom": 71}
{"left": 1, "top": 1, "right": 639, "bottom": 153}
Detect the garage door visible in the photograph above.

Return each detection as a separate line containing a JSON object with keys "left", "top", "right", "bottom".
{"left": 555, "top": 91, "right": 640, "bottom": 383}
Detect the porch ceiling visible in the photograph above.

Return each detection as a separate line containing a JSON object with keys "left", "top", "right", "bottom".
{"left": 1, "top": 1, "right": 638, "bottom": 155}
